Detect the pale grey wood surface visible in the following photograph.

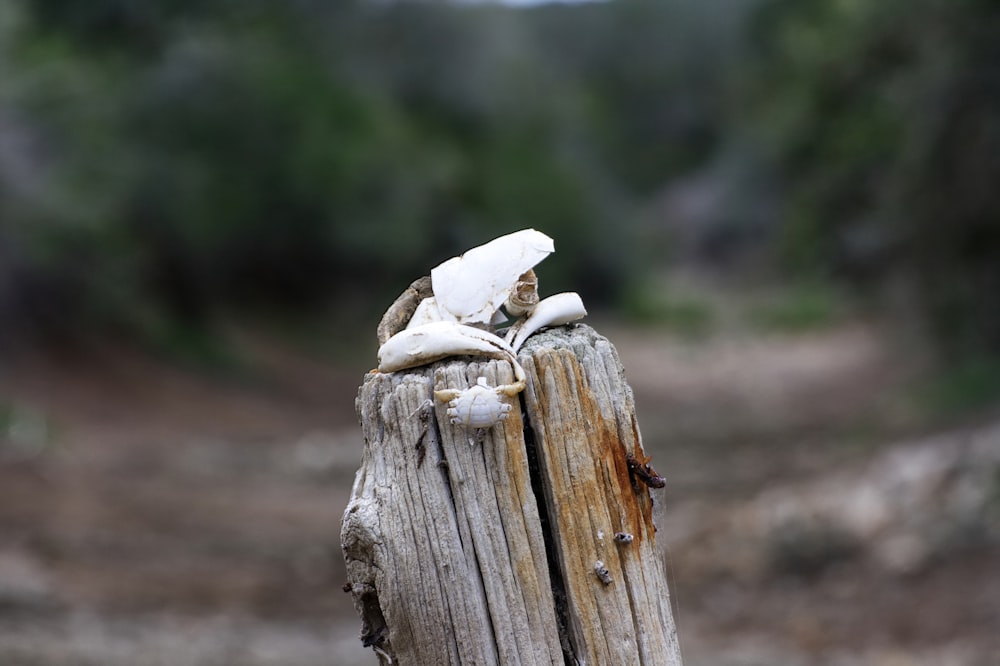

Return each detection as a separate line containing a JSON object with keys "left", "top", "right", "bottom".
{"left": 342, "top": 324, "right": 682, "bottom": 665}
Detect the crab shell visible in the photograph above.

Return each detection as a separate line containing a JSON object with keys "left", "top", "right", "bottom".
{"left": 438, "top": 377, "right": 514, "bottom": 429}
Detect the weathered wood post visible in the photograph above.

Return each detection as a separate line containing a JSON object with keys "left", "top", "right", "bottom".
{"left": 341, "top": 239, "right": 682, "bottom": 665}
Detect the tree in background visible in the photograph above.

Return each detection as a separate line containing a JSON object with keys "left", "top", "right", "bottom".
{"left": 1, "top": 0, "right": 997, "bottom": 368}
{"left": 746, "top": 0, "right": 1000, "bottom": 360}
{"left": 0, "top": 0, "right": 645, "bottom": 345}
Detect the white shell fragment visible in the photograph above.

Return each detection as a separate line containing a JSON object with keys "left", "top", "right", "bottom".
{"left": 406, "top": 297, "right": 457, "bottom": 329}
{"left": 438, "top": 377, "right": 514, "bottom": 429}
{"left": 378, "top": 322, "right": 524, "bottom": 382}
{"left": 506, "top": 292, "right": 588, "bottom": 352}
{"left": 376, "top": 230, "right": 588, "bottom": 436}
{"left": 431, "top": 229, "right": 554, "bottom": 325}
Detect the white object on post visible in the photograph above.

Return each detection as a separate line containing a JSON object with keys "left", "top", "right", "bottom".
{"left": 506, "top": 292, "right": 588, "bottom": 352}
{"left": 377, "top": 321, "right": 524, "bottom": 378}
{"left": 430, "top": 228, "right": 554, "bottom": 325}
{"left": 376, "top": 229, "right": 587, "bottom": 440}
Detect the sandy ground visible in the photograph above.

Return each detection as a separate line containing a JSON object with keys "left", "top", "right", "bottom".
{"left": 0, "top": 320, "right": 997, "bottom": 665}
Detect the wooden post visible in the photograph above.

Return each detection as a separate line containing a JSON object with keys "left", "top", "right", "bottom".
{"left": 342, "top": 323, "right": 683, "bottom": 665}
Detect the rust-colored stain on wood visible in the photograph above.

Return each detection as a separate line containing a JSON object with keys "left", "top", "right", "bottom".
{"left": 517, "top": 327, "right": 680, "bottom": 665}
{"left": 527, "top": 347, "right": 655, "bottom": 544}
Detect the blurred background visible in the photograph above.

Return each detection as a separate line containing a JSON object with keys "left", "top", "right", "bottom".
{"left": 1, "top": 0, "right": 998, "bottom": 663}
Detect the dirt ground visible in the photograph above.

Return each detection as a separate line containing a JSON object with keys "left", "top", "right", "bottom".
{"left": 0, "top": 318, "right": 997, "bottom": 665}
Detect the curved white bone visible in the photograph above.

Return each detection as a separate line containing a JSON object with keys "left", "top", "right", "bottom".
{"left": 378, "top": 321, "right": 526, "bottom": 390}
{"left": 506, "top": 292, "right": 588, "bottom": 352}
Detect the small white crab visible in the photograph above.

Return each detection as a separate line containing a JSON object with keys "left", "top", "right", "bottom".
{"left": 435, "top": 376, "right": 519, "bottom": 429}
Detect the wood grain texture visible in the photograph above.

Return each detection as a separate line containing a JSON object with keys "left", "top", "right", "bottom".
{"left": 342, "top": 324, "right": 682, "bottom": 665}
{"left": 520, "top": 325, "right": 682, "bottom": 665}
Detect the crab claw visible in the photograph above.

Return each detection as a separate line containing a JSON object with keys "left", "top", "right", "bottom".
{"left": 506, "top": 292, "right": 588, "bottom": 352}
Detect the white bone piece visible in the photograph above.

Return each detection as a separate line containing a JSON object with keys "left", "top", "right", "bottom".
{"left": 431, "top": 229, "right": 554, "bottom": 325}
{"left": 406, "top": 297, "right": 457, "bottom": 330}
{"left": 378, "top": 322, "right": 526, "bottom": 389}
{"left": 506, "top": 292, "right": 588, "bottom": 352}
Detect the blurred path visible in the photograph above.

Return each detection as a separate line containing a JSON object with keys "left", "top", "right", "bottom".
{"left": 0, "top": 340, "right": 371, "bottom": 665}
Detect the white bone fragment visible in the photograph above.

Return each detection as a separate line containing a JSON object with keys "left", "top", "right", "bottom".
{"left": 378, "top": 322, "right": 526, "bottom": 387}
{"left": 431, "top": 229, "right": 554, "bottom": 325}
{"left": 406, "top": 297, "right": 456, "bottom": 330}
{"left": 506, "top": 292, "right": 588, "bottom": 352}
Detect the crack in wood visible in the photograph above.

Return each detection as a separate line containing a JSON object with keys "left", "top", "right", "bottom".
{"left": 343, "top": 325, "right": 682, "bottom": 665}
{"left": 521, "top": 394, "right": 579, "bottom": 666}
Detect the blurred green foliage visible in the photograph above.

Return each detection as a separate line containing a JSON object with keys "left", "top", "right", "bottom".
{"left": 0, "top": 0, "right": 997, "bottom": 364}
{"left": 620, "top": 285, "right": 716, "bottom": 338}
{"left": 915, "top": 356, "right": 1000, "bottom": 418}
{"left": 746, "top": 283, "right": 844, "bottom": 334}
{"left": 746, "top": 0, "right": 1000, "bottom": 359}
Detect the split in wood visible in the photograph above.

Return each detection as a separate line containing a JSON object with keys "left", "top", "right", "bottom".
{"left": 410, "top": 399, "right": 434, "bottom": 467}
{"left": 361, "top": 625, "right": 387, "bottom": 649}
{"left": 345, "top": 324, "right": 684, "bottom": 665}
